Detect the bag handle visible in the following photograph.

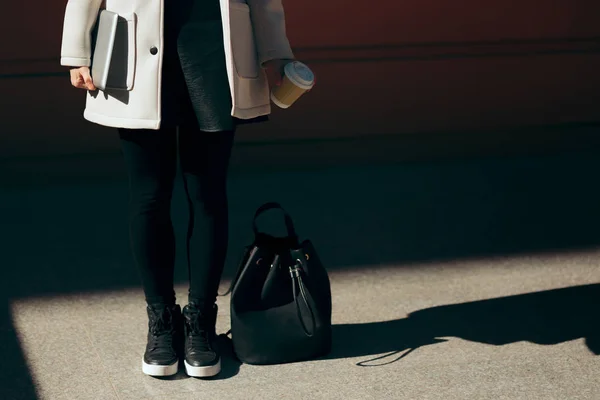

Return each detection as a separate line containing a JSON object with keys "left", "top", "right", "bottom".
{"left": 220, "top": 203, "right": 297, "bottom": 298}
{"left": 253, "top": 202, "right": 298, "bottom": 241}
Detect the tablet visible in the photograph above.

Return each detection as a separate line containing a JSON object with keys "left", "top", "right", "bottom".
{"left": 91, "top": 10, "right": 119, "bottom": 91}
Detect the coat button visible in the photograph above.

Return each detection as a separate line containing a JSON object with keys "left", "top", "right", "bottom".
{"left": 150, "top": 46, "right": 158, "bottom": 55}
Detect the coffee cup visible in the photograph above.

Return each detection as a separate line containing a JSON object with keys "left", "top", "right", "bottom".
{"left": 270, "top": 61, "right": 315, "bottom": 109}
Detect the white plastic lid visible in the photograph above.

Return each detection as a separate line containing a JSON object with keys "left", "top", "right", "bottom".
{"left": 284, "top": 61, "right": 315, "bottom": 90}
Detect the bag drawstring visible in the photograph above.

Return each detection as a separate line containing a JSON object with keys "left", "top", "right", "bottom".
{"left": 224, "top": 251, "right": 317, "bottom": 339}
{"left": 290, "top": 261, "right": 316, "bottom": 337}
{"left": 224, "top": 258, "right": 316, "bottom": 339}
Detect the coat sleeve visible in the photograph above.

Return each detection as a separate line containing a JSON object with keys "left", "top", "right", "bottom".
{"left": 60, "top": 0, "right": 104, "bottom": 67}
{"left": 246, "top": 0, "right": 295, "bottom": 66}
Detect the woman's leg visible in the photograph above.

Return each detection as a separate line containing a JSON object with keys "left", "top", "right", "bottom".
{"left": 178, "top": 124, "right": 236, "bottom": 307}
{"left": 177, "top": 123, "right": 234, "bottom": 378}
{"left": 118, "top": 127, "right": 178, "bottom": 306}
{"left": 119, "top": 126, "right": 183, "bottom": 377}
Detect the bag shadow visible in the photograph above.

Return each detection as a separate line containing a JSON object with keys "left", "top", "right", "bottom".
{"left": 326, "top": 283, "right": 600, "bottom": 366}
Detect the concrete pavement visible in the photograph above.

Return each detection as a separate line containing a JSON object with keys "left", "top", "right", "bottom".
{"left": 1, "top": 131, "right": 599, "bottom": 399}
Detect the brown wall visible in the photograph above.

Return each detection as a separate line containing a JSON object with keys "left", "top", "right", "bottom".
{"left": 1, "top": 0, "right": 599, "bottom": 158}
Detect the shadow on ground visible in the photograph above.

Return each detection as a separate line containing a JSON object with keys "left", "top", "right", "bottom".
{"left": 1, "top": 127, "right": 600, "bottom": 398}
{"left": 0, "top": 303, "right": 37, "bottom": 400}
{"left": 329, "top": 283, "right": 600, "bottom": 366}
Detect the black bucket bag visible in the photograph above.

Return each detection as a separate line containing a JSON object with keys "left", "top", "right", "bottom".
{"left": 227, "top": 202, "right": 332, "bottom": 365}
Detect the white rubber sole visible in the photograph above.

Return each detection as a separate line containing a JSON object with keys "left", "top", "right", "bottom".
{"left": 142, "top": 358, "right": 179, "bottom": 377}
{"left": 184, "top": 358, "right": 221, "bottom": 378}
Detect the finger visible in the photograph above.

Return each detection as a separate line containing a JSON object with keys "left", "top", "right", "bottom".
{"left": 84, "top": 77, "right": 96, "bottom": 90}
{"left": 70, "top": 71, "right": 79, "bottom": 86}
{"left": 71, "top": 75, "right": 84, "bottom": 88}
{"left": 70, "top": 70, "right": 87, "bottom": 88}
{"left": 267, "top": 68, "right": 281, "bottom": 87}
{"left": 74, "top": 75, "right": 89, "bottom": 90}
{"left": 80, "top": 69, "right": 96, "bottom": 90}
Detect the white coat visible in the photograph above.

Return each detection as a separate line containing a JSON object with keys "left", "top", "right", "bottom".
{"left": 60, "top": 0, "right": 295, "bottom": 130}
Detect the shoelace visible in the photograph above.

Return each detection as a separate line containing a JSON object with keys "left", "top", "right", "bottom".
{"left": 148, "top": 307, "right": 175, "bottom": 351}
{"left": 148, "top": 332, "right": 174, "bottom": 351}
{"left": 186, "top": 309, "right": 213, "bottom": 352}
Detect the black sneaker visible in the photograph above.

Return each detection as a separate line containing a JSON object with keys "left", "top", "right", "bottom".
{"left": 182, "top": 302, "right": 221, "bottom": 377}
{"left": 142, "top": 303, "right": 182, "bottom": 377}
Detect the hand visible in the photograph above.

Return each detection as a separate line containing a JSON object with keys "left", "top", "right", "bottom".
{"left": 69, "top": 66, "right": 96, "bottom": 90}
{"left": 263, "top": 58, "right": 291, "bottom": 89}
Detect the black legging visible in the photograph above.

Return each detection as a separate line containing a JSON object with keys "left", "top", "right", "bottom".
{"left": 118, "top": 125, "right": 235, "bottom": 307}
